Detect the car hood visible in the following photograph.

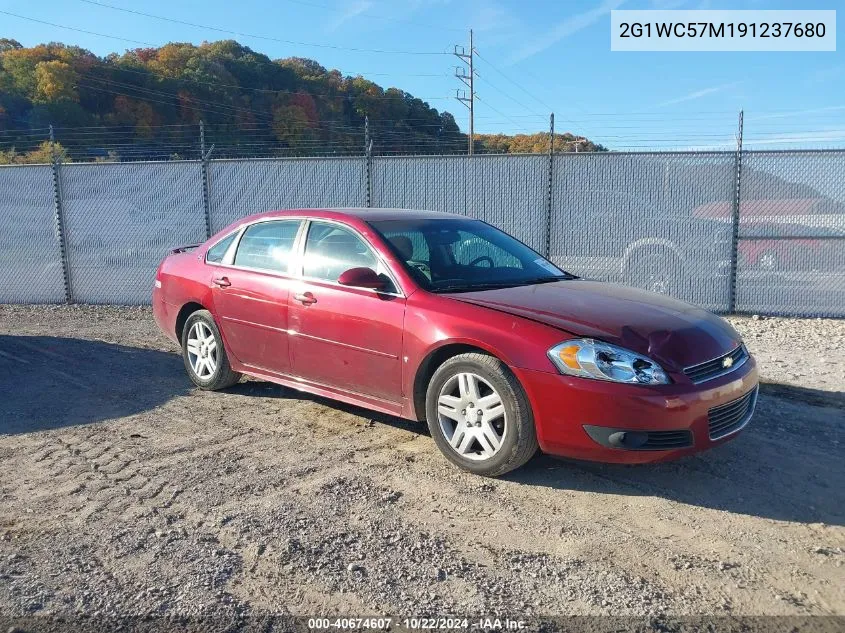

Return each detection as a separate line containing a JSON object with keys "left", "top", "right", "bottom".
{"left": 447, "top": 280, "right": 741, "bottom": 371}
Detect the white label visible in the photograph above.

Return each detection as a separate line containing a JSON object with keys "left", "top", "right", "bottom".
{"left": 611, "top": 10, "right": 836, "bottom": 52}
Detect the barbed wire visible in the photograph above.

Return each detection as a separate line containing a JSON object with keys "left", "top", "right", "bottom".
{"left": 74, "top": 1, "right": 452, "bottom": 55}
{"left": 4, "top": 113, "right": 845, "bottom": 162}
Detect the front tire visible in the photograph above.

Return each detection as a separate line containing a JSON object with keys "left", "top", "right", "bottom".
{"left": 181, "top": 310, "right": 242, "bottom": 390}
{"left": 425, "top": 353, "right": 538, "bottom": 477}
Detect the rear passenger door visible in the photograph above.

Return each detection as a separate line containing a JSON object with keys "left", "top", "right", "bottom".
{"left": 210, "top": 219, "right": 303, "bottom": 374}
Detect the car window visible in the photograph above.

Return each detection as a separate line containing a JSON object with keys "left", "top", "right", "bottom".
{"left": 206, "top": 232, "right": 237, "bottom": 264}
{"left": 303, "top": 222, "right": 379, "bottom": 282}
{"left": 369, "top": 218, "right": 572, "bottom": 292}
{"left": 452, "top": 230, "right": 522, "bottom": 269}
{"left": 380, "top": 228, "right": 433, "bottom": 284}
{"left": 233, "top": 220, "right": 301, "bottom": 273}
{"left": 381, "top": 229, "right": 430, "bottom": 263}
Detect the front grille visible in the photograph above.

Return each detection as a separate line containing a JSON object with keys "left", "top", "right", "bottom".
{"left": 684, "top": 345, "right": 748, "bottom": 384}
{"left": 642, "top": 430, "right": 693, "bottom": 450}
{"left": 708, "top": 386, "right": 758, "bottom": 440}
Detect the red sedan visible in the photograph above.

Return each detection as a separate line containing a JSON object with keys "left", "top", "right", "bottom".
{"left": 153, "top": 208, "right": 758, "bottom": 476}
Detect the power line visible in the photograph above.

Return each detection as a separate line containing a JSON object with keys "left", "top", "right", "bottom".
{"left": 473, "top": 68, "right": 544, "bottom": 119}
{"left": 77, "top": 79, "right": 278, "bottom": 124}
{"left": 77, "top": 81, "right": 281, "bottom": 125}
{"left": 79, "top": 60, "right": 453, "bottom": 103}
{"left": 0, "top": 10, "right": 155, "bottom": 45}
{"left": 77, "top": 75, "right": 454, "bottom": 133}
{"left": 474, "top": 95, "right": 535, "bottom": 134}
{"left": 76, "top": 0, "right": 450, "bottom": 56}
{"left": 473, "top": 50, "right": 554, "bottom": 114}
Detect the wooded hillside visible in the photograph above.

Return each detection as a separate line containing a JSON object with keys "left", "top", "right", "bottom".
{"left": 0, "top": 38, "right": 603, "bottom": 162}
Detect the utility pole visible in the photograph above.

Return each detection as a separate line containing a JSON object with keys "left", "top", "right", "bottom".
{"left": 454, "top": 29, "right": 475, "bottom": 155}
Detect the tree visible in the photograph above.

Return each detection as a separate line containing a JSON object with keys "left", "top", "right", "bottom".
{"left": 0, "top": 38, "right": 605, "bottom": 160}
{"left": 0, "top": 38, "right": 22, "bottom": 53}
{"left": 34, "top": 60, "right": 78, "bottom": 103}
{"left": 0, "top": 141, "right": 69, "bottom": 164}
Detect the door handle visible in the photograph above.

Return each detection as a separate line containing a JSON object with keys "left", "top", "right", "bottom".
{"left": 294, "top": 291, "right": 317, "bottom": 305}
{"left": 212, "top": 276, "right": 231, "bottom": 288}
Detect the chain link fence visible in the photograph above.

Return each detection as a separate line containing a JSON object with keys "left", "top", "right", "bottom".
{"left": 60, "top": 162, "right": 208, "bottom": 304}
{"left": 207, "top": 157, "right": 367, "bottom": 233}
{"left": 0, "top": 164, "right": 66, "bottom": 303}
{"left": 549, "top": 151, "right": 738, "bottom": 313}
{"left": 734, "top": 151, "right": 845, "bottom": 317}
{"left": 371, "top": 155, "right": 548, "bottom": 252}
{"left": 0, "top": 151, "right": 843, "bottom": 315}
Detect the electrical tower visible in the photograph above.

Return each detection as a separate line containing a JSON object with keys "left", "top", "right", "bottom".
{"left": 454, "top": 29, "right": 475, "bottom": 155}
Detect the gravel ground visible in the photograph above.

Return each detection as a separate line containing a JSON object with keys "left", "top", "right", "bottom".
{"left": 0, "top": 305, "right": 843, "bottom": 629}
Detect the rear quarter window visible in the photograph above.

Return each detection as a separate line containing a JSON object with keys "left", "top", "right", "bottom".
{"left": 206, "top": 232, "right": 238, "bottom": 264}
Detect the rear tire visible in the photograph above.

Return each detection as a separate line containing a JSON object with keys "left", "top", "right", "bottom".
{"left": 425, "top": 353, "right": 538, "bottom": 477}
{"left": 181, "top": 310, "right": 241, "bottom": 390}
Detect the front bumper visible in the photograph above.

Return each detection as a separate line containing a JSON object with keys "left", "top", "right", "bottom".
{"left": 514, "top": 355, "right": 759, "bottom": 464}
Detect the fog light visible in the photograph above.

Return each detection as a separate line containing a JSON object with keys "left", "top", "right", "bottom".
{"left": 608, "top": 431, "right": 648, "bottom": 448}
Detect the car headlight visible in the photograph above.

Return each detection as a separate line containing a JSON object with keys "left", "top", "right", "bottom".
{"left": 547, "top": 339, "right": 670, "bottom": 385}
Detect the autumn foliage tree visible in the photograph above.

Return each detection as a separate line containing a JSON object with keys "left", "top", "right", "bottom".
{"left": 0, "top": 39, "right": 602, "bottom": 161}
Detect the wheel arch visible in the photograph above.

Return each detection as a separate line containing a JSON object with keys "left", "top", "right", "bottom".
{"left": 620, "top": 238, "right": 684, "bottom": 276}
{"left": 411, "top": 341, "right": 508, "bottom": 422}
{"left": 175, "top": 301, "right": 207, "bottom": 342}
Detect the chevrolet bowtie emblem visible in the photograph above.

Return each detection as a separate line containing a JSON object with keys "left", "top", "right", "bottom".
{"left": 722, "top": 356, "right": 734, "bottom": 368}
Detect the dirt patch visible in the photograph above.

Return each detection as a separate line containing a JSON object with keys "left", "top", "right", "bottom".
{"left": 0, "top": 305, "right": 843, "bottom": 622}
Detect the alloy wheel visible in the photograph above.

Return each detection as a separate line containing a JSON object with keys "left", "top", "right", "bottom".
{"left": 436, "top": 372, "right": 507, "bottom": 461}
{"left": 186, "top": 321, "right": 218, "bottom": 379}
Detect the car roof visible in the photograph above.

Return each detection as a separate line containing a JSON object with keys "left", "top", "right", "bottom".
{"left": 246, "top": 208, "right": 468, "bottom": 222}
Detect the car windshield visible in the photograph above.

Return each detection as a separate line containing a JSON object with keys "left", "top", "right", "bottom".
{"left": 368, "top": 218, "right": 575, "bottom": 293}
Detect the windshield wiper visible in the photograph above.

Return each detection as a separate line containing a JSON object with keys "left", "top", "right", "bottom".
{"left": 433, "top": 282, "right": 521, "bottom": 293}
{"left": 433, "top": 276, "right": 574, "bottom": 293}
{"left": 520, "top": 275, "right": 575, "bottom": 285}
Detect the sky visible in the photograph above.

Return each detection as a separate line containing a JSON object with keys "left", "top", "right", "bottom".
{"left": 1, "top": 0, "right": 842, "bottom": 149}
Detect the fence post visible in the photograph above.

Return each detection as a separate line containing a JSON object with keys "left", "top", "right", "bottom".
{"left": 49, "top": 125, "right": 72, "bottom": 304}
{"left": 364, "top": 116, "right": 372, "bottom": 208}
{"left": 545, "top": 113, "right": 555, "bottom": 258}
{"left": 728, "top": 110, "right": 744, "bottom": 314}
{"left": 200, "top": 121, "right": 212, "bottom": 238}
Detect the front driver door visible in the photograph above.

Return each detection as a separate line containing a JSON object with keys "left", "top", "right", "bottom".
{"left": 211, "top": 219, "right": 302, "bottom": 374}
{"left": 288, "top": 220, "right": 405, "bottom": 404}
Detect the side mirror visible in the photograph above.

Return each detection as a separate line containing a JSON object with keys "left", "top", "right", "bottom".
{"left": 337, "top": 267, "right": 386, "bottom": 290}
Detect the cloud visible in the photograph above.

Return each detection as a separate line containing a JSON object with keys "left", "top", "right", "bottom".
{"left": 750, "top": 105, "right": 845, "bottom": 121}
{"left": 745, "top": 130, "right": 845, "bottom": 146}
{"left": 473, "top": 2, "right": 511, "bottom": 33}
{"left": 509, "top": 0, "right": 626, "bottom": 64}
{"left": 687, "top": 128, "right": 845, "bottom": 150}
{"left": 326, "top": 0, "right": 374, "bottom": 32}
{"left": 656, "top": 81, "right": 740, "bottom": 107}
